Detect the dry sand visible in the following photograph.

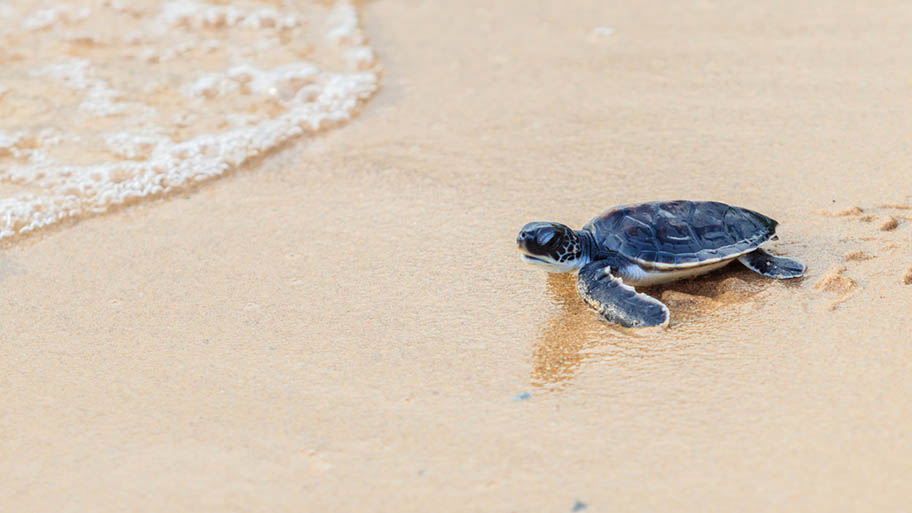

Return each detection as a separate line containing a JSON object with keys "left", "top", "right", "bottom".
{"left": 3, "top": 1, "right": 912, "bottom": 511}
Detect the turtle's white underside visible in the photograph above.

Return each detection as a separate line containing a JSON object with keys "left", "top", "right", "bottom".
{"left": 521, "top": 248, "right": 755, "bottom": 286}
{"left": 618, "top": 258, "right": 736, "bottom": 287}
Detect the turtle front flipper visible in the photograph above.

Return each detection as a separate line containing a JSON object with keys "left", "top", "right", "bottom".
{"left": 576, "top": 259, "right": 669, "bottom": 328}
{"left": 738, "top": 248, "right": 805, "bottom": 279}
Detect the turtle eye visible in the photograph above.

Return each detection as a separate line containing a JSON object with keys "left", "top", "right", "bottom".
{"left": 538, "top": 231, "right": 562, "bottom": 250}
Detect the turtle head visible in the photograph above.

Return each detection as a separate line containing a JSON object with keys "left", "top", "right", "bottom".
{"left": 516, "top": 222, "right": 586, "bottom": 272}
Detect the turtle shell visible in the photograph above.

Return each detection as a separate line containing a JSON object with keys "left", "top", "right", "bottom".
{"left": 584, "top": 200, "right": 778, "bottom": 270}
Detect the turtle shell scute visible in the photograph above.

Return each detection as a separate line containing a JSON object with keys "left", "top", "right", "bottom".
{"left": 586, "top": 200, "right": 778, "bottom": 268}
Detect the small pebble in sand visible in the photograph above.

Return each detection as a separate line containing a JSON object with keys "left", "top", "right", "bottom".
{"left": 880, "top": 216, "right": 898, "bottom": 231}
{"left": 904, "top": 268, "right": 912, "bottom": 285}
{"left": 844, "top": 250, "right": 873, "bottom": 262}
{"left": 814, "top": 265, "right": 856, "bottom": 293}
{"left": 572, "top": 500, "right": 588, "bottom": 512}
{"left": 513, "top": 392, "right": 531, "bottom": 401}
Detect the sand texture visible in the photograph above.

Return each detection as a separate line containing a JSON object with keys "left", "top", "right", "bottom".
{"left": 2, "top": 1, "right": 912, "bottom": 512}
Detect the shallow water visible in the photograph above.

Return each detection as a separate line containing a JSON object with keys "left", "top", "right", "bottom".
{"left": 0, "top": 0, "right": 378, "bottom": 241}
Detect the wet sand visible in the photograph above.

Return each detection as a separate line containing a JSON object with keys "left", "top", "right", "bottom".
{"left": 3, "top": 1, "right": 912, "bottom": 511}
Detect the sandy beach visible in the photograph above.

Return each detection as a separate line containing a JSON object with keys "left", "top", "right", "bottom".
{"left": 2, "top": 1, "right": 912, "bottom": 511}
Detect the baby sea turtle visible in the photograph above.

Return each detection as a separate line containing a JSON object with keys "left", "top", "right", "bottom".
{"left": 516, "top": 200, "right": 805, "bottom": 328}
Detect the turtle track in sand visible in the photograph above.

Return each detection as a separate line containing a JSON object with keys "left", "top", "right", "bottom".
{"left": 644, "top": 271, "right": 779, "bottom": 327}
{"left": 813, "top": 203, "right": 911, "bottom": 309}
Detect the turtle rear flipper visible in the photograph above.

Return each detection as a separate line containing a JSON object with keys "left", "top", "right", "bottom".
{"left": 577, "top": 259, "right": 669, "bottom": 328}
{"left": 738, "top": 248, "right": 805, "bottom": 279}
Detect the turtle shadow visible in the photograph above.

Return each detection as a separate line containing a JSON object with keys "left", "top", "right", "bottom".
{"left": 530, "top": 265, "right": 774, "bottom": 389}
{"left": 642, "top": 265, "right": 779, "bottom": 318}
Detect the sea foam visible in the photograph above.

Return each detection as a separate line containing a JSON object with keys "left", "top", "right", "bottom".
{"left": 0, "top": 0, "right": 379, "bottom": 241}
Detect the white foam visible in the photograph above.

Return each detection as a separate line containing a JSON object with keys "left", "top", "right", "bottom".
{"left": 23, "top": 7, "right": 90, "bottom": 31}
{"left": 589, "top": 26, "right": 616, "bottom": 42}
{"left": 326, "top": 3, "right": 362, "bottom": 44}
{"left": 0, "top": 1, "right": 381, "bottom": 242}
{"left": 31, "top": 59, "right": 131, "bottom": 115}
{"left": 159, "top": 1, "right": 299, "bottom": 31}
{"left": 182, "top": 63, "right": 321, "bottom": 100}
{"left": 23, "top": 8, "right": 63, "bottom": 31}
